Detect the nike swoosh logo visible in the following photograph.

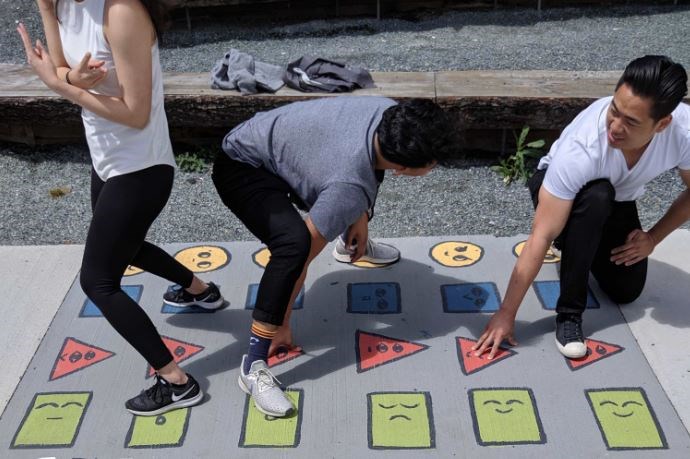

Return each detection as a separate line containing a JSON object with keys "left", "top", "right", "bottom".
{"left": 171, "top": 385, "right": 195, "bottom": 402}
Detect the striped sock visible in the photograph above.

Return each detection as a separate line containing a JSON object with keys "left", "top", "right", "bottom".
{"left": 244, "top": 323, "right": 276, "bottom": 373}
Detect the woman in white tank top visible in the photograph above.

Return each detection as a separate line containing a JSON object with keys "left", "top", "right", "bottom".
{"left": 18, "top": 0, "right": 223, "bottom": 416}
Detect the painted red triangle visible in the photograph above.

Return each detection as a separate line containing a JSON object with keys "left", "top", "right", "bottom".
{"left": 268, "top": 346, "right": 304, "bottom": 368}
{"left": 456, "top": 337, "right": 516, "bottom": 375}
{"left": 50, "top": 337, "right": 115, "bottom": 381}
{"left": 356, "top": 330, "right": 429, "bottom": 373}
{"left": 566, "top": 338, "right": 624, "bottom": 370}
{"left": 147, "top": 336, "right": 205, "bottom": 378}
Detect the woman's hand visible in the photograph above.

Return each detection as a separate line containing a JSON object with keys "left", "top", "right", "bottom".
{"left": 17, "top": 22, "right": 59, "bottom": 89}
{"left": 69, "top": 52, "right": 108, "bottom": 89}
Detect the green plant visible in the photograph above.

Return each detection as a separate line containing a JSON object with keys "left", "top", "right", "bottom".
{"left": 176, "top": 151, "right": 207, "bottom": 173}
{"left": 492, "top": 126, "right": 546, "bottom": 185}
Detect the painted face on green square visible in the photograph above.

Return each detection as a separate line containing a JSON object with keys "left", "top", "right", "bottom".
{"left": 240, "top": 389, "right": 302, "bottom": 448}
{"left": 126, "top": 409, "right": 190, "bottom": 448}
{"left": 586, "top": 388, "right": 666, "bottom": 449}
{"left": 368, "top": 392, "right": 435, "bottom": 449}
{"left": 470, "top": 388, "right": 545, "bottom": 445}
{"left": 12, "top": 392, "right": 91, "bottom": 448}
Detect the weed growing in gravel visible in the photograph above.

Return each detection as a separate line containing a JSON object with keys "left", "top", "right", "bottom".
{"left": 492, "top": 126, "right": 545, "bottom": 185}
{"left": 176, "top": 150, "right": 209, "bottom": 173}
{"left": 49, "top": 185, "right": 72, "bottom": 198}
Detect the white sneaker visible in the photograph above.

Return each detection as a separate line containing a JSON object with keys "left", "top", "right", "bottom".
{"left": 332, "top": 236, "right": 400, "bottom": 264}
{"left": 238, "top": 355, "right": 295, "bottom": 417}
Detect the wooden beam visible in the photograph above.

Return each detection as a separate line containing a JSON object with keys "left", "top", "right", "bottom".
{"left": 5, "top": 65, "right": 688, "bottom": 149}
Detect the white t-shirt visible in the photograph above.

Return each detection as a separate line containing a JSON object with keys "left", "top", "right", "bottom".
{"left": 538, "top": 96, "right": 690, "bottom": 202}
{"left": 58, "top": 0, "right": 175, "bottom": 181}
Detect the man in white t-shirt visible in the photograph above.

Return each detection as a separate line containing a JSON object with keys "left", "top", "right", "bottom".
{"left": 474, "top": 55, "right": 690, "bottom": 360}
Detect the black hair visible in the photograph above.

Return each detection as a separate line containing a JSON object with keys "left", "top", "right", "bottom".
{"left": 616, "top": 55, "right": 688, "bottom": 121}
{"left": 55, "top": 0, "right": 168, "bottom": 40}
{"left": 376, "top": 99, "right": 460, "bottom": 168}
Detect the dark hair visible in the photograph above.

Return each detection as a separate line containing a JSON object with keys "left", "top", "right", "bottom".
{"left": 616, "top": 55, "right": 688, "bottom": 121}
{"left": 55, "top": 0, "right": 168, "bottom": 40}
{"left": 377, "top": 99, "right": 460, "bottom": 168}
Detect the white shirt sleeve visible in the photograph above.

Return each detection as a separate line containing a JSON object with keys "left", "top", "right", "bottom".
{"left": 542, "top": 138, "right": 595, "bottom": 200}
{"left": 678, "top": 140, "right": 690, "bottom": 171}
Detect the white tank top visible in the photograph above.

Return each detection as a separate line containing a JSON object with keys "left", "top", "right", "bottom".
{"left": 58, "top": 0, "right": 175, "bottom": 180}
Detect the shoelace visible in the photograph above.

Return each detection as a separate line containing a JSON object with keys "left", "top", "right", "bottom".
{"left": 254, "top": 367, "right": 282, "bottom": 393}
{"left": 145, "top": 375, "right": 171, "bottom": 404}
{"left": 563, "top": 317, "right": 584, "bottom": 342}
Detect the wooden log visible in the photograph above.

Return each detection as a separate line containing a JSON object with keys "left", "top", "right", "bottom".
{"left": 3, "top": 64, "right": 687, "bottom": 150}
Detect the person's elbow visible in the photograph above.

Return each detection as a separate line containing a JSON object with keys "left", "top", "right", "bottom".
{"left": 127, "top": 109, "right": 151, "bottom": 130}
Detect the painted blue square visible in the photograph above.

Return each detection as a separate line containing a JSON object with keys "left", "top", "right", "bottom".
{"left": 161, "top": 303, "right": 216, "bottom": 314}
{"left": 347, "top": 282, "right": 401, "bottom": 314}
{"left": 245, "top": 284, "right": 303, "bottom": 310}
{"left": 80, "top": 284, "right": 143, "bottom": 317}
{"left": 533, "top": 280, "right": 600, "bottom": 310}
{"left": 441, "top": 282, "right": 501, "bottom": 313}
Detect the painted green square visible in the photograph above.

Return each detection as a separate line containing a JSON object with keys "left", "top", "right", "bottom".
{"left": 12, "top": 392, "right": 91, "bottom": 448}
{"left": 587, "top": 388, "right": 666, "bottom": 450}
{"left": 240, "top": 389, "right": 302, "bottom": 447}
{"left": 368, "top": 392, "right": 435, "bottom": 449}
{"left": 126, "top": 408, "right": 190, "bottom": 448}
{"left": 470, "top": 388, "right": 545, "bottom": 445}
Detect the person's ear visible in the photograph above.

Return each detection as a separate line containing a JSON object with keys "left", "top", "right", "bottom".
{"left": 654, "top": 114, "right": 673, "bottom": 133}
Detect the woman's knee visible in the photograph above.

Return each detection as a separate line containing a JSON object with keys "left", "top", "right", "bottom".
{"left": 79, "top": 267, "right": 118, "bottom": 305}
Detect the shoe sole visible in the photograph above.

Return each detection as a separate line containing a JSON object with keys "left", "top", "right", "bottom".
{"left": 555, "top": 337, "right": 587, "bottom": 359}
{"left": 237, "top": 375, "right": 294, "bottom": 418}
{"left": 331, "top": 247, "right": 399, "bottom": 265}
{"left": 125, "top": 389, "right": 204, "bottom": 416}
{"left": 163, "top": 298, "right": 225, "bottom": 310}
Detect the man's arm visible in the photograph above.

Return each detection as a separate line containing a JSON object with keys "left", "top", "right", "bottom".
{"left": 473, "top": 186, "right": 573, "bottom": 359}
{"left": 611, "top": 168, "right": 690, "bottom": 266}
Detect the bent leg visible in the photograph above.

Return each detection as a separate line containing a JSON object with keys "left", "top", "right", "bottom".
{"left": 591, "top": 201, "right": 648, "bottom": 304}
{"left": 81, "top": 166, "right": 175, "bottom": 370}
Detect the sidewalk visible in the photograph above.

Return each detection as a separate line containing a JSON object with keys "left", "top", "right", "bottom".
{"left": 1, "top": 233, "right": 688, "bottom": 457}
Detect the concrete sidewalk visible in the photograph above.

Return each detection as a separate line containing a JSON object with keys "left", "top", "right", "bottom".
{"left": 0, "top": 233, "right": 688, "bottom": 457}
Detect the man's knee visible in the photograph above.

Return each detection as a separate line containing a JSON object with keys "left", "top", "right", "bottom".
{"left": 601, "top": 277, "right": 645, "bottom": 304}
{"left": 270, "top": 223, "right": 311, "bottom": 265}
{"left": 577, "top": 179, "right": 615, "bottom": 215}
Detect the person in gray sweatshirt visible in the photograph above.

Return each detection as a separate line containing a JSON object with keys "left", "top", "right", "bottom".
{"left": 212, "top": 96, "right": 459, "bottom": 417}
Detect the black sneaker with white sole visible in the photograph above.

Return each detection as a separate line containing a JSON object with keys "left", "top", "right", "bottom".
{"left": 125, "top": 373, "right": 203, "bottom": 416}
{"left": 555, "top": 313, "right": 587, "bottom": 359}
{"left": 163, "top": 282, "right": 223, "bottom": 309}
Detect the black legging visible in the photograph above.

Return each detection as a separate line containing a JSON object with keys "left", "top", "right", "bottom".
{"left": 528, "top": 169, "right": 647, "bottom": 313}
{"left": 80, "top": 165, "right": 194, "bottom": 369}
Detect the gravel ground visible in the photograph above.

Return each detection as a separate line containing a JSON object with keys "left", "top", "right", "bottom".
{"left": 1, "top": 2, "right": 689, "bottom": 245}
{"left": 0, "top": 143, "right": 686, "bottom": 245}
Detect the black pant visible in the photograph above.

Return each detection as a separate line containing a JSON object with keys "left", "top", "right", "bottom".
{"left": 80, "top": 165, "right": 194, "bottom": 370}
{"left": 212, "top": 153, "right": 311, "bottom": 326}
{"left": 528, "top": 169, "right": 647, "bottom": 314}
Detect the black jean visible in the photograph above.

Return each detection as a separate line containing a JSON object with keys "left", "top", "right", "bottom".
{"left": 80, "top": 165, "right": 194, "bottom": 370}
{"left": 212, "top": 153, "right": 311, "bottom": 326}
{"left": 528, "top": 169, "right": 647, "bottom": 314}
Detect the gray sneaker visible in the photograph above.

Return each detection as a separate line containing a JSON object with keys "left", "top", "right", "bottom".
{"left": 238, "top": 355, "right": 295, "bottom": 417}
{"left": 332, "top": 236, "right": 400, "bottom": 264}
